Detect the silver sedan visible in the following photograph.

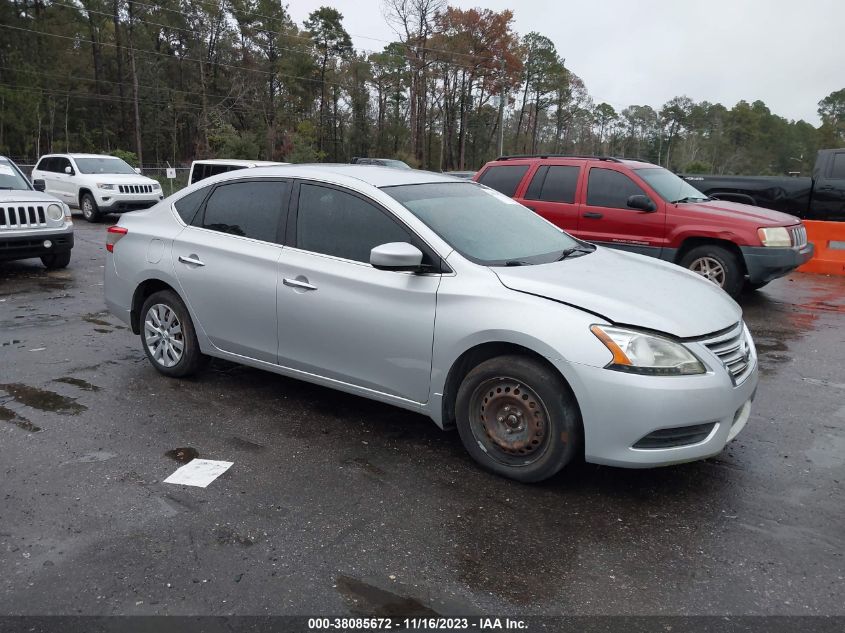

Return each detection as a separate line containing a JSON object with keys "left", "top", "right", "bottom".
{"left": 104, "top": 165, "right": 758, "bottom": 482}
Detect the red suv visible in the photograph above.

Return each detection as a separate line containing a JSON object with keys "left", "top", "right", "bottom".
{"left": 474, "top": 155, "right": 814, "bottom": 297}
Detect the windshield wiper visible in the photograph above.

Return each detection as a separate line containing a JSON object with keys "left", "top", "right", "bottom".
{"left": 504, "top": 259, "right": 532, "bottom": 266}
{"left": 671, "top": 196, "right": 708, "bottom": 204}
{"left": 556, "top": 246, "right": 594, "bottom": 261}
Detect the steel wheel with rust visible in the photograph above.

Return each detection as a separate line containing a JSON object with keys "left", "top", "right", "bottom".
{"left": 455, "top": 355, "right": 581, "bottom": 482}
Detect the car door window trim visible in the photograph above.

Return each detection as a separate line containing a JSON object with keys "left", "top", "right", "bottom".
{"left": 287, "top": 179, "right": 450, "bottom": 274}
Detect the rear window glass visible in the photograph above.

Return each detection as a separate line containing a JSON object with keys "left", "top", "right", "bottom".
{"left": 477, "top": 165, "right": 529, "bottom": 197}
{"left": 198, "top": 180, "right": 288, "bottom": 243}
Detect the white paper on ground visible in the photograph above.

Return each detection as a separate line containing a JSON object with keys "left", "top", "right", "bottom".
{"left": 163, "top": 459, "right": 233, "bottom": 488}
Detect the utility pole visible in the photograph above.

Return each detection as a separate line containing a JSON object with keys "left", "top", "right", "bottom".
{"left": 497, "top": 57, "right": 505, "bottom": 157}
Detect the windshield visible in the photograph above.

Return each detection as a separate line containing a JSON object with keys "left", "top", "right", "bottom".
{"left": 0, "top": 158, "right": 32, "bottom": 190}
{"left": 75, "top": 157, "right": 137, "bottom": 175}
{"left": 383, "top": 182, "right": 582, "bottom": 265}
{"left": 635, "top": 167, "right": 708, "bottom": 203}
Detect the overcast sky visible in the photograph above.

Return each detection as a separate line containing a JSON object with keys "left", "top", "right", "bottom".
{"left": 286, "top": 0, "right": 844, "bottom": 124}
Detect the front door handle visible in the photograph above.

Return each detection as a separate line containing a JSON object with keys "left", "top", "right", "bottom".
{"left": 583, "top": 211, "right": 604, "bottom": 219}
{"left": 283, "top": 277, "right": 317, "bottom": 291}
{"left": 178, "top": 255, "right": 205, "bottom": 266}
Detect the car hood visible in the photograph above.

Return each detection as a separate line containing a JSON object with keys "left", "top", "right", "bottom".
{"left": 492, "top": 247, "right": 741, "bottom": 338}
{"left": 0, "top": 189, "right": 63, "bottom": 204}
{"left": 679, "top": 199, "right": 799, "bottom": 226}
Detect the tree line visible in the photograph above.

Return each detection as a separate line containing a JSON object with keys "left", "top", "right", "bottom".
{"left": 1, "top": 0, "right": 843, "bottom": 175}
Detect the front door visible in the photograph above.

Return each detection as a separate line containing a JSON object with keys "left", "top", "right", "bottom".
{"left": 276, "top": 181, "right": 440, "bottom": 403}
{"left": 172, "top": 179, "right": 289, "bottom": 363}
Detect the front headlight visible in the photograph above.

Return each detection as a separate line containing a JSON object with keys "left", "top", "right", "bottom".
{"left": 152, "top": 182, "right": 161, "bottom": 190}
{"left": 97, "top": 183, "right": 115, "bottom": 190}
{"left": 46, "top": 203, "right": 64, "bottom": 221}
{"left": 590, "top": 325, "right": 706, "bottom": 376}
{"left": 757, "top": 226, "right": 791, "bottom": 247}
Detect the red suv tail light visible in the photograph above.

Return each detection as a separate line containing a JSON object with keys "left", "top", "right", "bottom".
{"left": 106, "top": 226, "right": 128, "bottom": 252}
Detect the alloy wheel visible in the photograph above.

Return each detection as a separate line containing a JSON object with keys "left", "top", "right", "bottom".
{"left": 689, "top": 256, "right": 726, "bottom": 287}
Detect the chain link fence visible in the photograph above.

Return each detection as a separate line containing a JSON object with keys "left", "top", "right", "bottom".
{"left": 13, "top": 161, "right": 191, "bottom": 195}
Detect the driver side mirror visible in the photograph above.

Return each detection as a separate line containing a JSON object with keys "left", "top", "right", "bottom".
{"left": 627, "top": 194, "right": 656, "bottom": 212}
{"left": 135, "top": 167, "right": 142, "bottom": 174}
{"left": 32, "top": 179, "right": 46, "bottom": 192}
{"left": 64, "top": 166, "right": 74, "bottom": 175}
{"left": 370, "top": 242, "right": 424, "bottom": 272}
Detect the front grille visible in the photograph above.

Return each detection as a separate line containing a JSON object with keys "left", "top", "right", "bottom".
{"left": 118, "top": 184, "right": 154, "bottom": 194}
{"left": 789, "top": 224, "right": 807, "bottom": 247}
{"left": 704, "top": 322, "right": 753, "bottom": 383}
{"left": 633, "top": 422, "right": 716, "bottom": 449}
{"left": 0, "top": 205, "right": 47, "bottom": 229}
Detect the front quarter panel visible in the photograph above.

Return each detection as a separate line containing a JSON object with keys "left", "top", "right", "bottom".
{"left": 428, "top": 262, "right": 614, "bottom": 426}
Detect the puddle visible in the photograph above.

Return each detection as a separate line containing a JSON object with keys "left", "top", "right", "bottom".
{"left": 54, "top": 377, "right": 100, "bottom": 392}
{"left": 1, "top": 340, "right": 22, "bottom": 347}
{"left": 83, "top": 313, "right": 112, "bottom": 327}
{"left": 0, "top": 405, "right": 41, "bottom": 433}
{"left": 164, "top": 447, "right": 199, "bottom": 463}
{"left": 0, "top": 383, "right": 86, "bottom": 415}
{"left": 336, "top": 576, "right": 439, "bottom": 617}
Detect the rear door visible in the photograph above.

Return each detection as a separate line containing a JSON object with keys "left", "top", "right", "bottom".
{"left": 810, "top": 150, "right": 845, "bottom": 221}
{"left": 516, "top": 163, "right": 582, "bottom": 232}
{"left": 576, "top": 165, "right": 667, "bottom": 257}
{"left": 172, "top": 178, "right": 289, "bottom": 363}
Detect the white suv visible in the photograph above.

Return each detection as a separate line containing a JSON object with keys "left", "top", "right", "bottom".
{"left": 32, "top": 154, "right": 164, "bottom": 222}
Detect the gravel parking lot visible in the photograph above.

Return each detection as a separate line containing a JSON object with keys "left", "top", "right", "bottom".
{"left": 1, "top": 218, "right": 844, "bottom": 616}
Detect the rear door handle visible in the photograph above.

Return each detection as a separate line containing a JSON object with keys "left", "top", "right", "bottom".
{"left": 178, "top": 255, "right": 205, "bottom": 266}
{"left": 583, "top": 212, "right": 603, "bottom": 219}
{"left": 283, "top": 277, "right": 317, "bottom": 291}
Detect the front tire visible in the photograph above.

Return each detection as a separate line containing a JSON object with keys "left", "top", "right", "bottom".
{"left": 455, "top": 355, "right": 581, "bottom": 482}
{"left": 679, "top": 244, "right": 744, "bottom": 298}
{"left": 140, "top": 290, "right": 205, "bottom": 377}
{"left": 41, "top": 251, "right": 71, "bottom": 269}
{"left": 80, "top": 192, "right": 101, "bottom": 222}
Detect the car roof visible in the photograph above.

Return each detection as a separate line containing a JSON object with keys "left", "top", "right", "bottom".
{"left": 237, "top": 164, "right": 460, "bottom": 188}
{"left": 192, "top": 159, "right": 287, "bottom": 166}
{"left": 487, "top": 155, "right": 657, "bottom": 169}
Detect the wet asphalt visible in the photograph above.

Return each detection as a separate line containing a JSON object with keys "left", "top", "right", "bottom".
{"left": 1, "top": 218, "right": 844, "bottom": 617}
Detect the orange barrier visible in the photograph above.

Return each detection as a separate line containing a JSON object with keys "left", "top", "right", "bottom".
{"left": 798, "top": 220, "right": 845, "bottom": 276}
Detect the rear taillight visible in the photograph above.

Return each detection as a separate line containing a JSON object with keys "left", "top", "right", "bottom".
{"left": 106, "top": 226, "right": 128, "bottom": 252}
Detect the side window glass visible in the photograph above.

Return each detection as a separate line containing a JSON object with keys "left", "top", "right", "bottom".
{"left": 199, "top": 180, "right": 288, "bottom": 243}
{"left": 524, "top": 166, "right": 548, "bottom": 200}
{"left": 57, "top": 158, "right": 70, "bottom": 174}
{"left": 477, "top": 165, "right": 529, "bottom": 197}
{"left": 586, "top": 168, "right": 647, "bottom": 209}
{"left": 296, "top": 183, "right": 411, "bottom": 263}
{"left": 175, "top": 186, "right": 211, "bottom": 224}
{"left": 539, "top": 166, "right": 579, "bottom": 203}
{"left": 829, "top": 153, "right": 845, "bottom": 180}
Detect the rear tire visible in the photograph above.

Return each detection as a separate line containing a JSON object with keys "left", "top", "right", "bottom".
{"left": 80, "top": 192, "right": 101, "bottom": 222}
{"left": 140, "top": 290, "right": 205, "bottom": 377}
{"left": 455, "top": 355, "right": 581, "bottom": 483}
{"left": 41, "top": 251, "right": 71, "bottom": 269}
{"left": 679, "top": 244, "right": 744, "bottom": 298}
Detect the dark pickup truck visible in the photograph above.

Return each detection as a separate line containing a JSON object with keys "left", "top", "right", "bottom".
{"left": 683, "top": 148, "right": 845, "bottom": 221}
